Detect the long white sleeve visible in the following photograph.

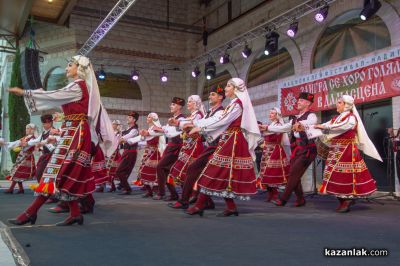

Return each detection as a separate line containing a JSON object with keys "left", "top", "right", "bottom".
{"left": 27, "top": 135, "right": 43, "bottom": 146}
{"left": 178, "top": 113, "right": 203, "bottom": 130}
{"left": 6, "top": 140, "right": 21, "bottom": 150}
{"left": 298, "top": 113, "right": 318, "bottom": 126}
{"left": 24, "top": 82, "right": 82, "bottom": 114}
{"left": 323, "top": 114, "right": 356, "bottom": 133}
{"left": 148, "top": 129, "right": 164, "bottom": 137}
{"left": 121, "top": 128, "right": 139, "bottom": 141}
{"left": 163, "top": 125, "right": 181, "bottom": 138}
{"left": 267, "top": 121, "right": 292, "bottom": 133}
{"left": 163, "top": 116, "right": 186, "bottom": 138}
{"left": 194, "top": 103, "right": 241, "bottom": 133}
{"left": 127, "top": 135, "right": 142, "bottom": 145}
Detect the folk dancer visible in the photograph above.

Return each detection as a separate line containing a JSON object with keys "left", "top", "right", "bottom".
{"left": 7, "top": 55, "right": 116, "bottom": 226}
{"left": 185, "top": 78, "right": 261, "bottom": 217}
{"left": 168, "top": 86, "right": 225, "bottom": 209}
{"left": 314, "top": 95, "right": 381, "bottom": 212}
{"left": 1, "top": 124, "right": 37, "bottom": 194}
{"left": 258, "top": 108, "right": 290, "bottom": 202}
{"left": 266, "top": 92, "right": 317, "bottom": 207}
{"left": 106, "top": 120, "right": 122, "bottom": 192}
{"left": 144, "top": 97, "right": 186, "bottom": 201}
{"left": 166, "top": 95, "right": 206, "bottom": 195}
{"left": 130, "top": 113, "right": 166, "bottom": 197}
{"left": 115, "top": 112, "right": 140, "bottom": 195}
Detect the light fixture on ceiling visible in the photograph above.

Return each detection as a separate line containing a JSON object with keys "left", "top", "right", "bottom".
{"left": 286, "top": 21, "right": 298, "bottom": 38}
{"left": 205, "top": 60, "right": 216, "bottom": 80}
{"left": 241, "top": 44, "right": 252, "bottom": 58}
{"left": 264, "top": 31, "right": 279, "bottom": 56}
{"left": 315, "top": 5, "right": 329, "bottom": 23}
{"left": 191, "top": 66, "right": 201, "bottom": 78}
{"left": 160, "top": 70, "right": 168, "bottom": 82}
{"left": 360, "top": 0, "right": 381, "bottom": 21}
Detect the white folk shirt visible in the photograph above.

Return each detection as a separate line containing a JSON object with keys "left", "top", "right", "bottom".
{"left": 27, "top": 130, "right": 58, "bottom": 152}
{"left": 321, "top": 111, "right": 357, "bottom": 136}
{"left": 193, "top": 98, "right": 242, "bottom": 142}
{"left": 267, "top": 112, "right": 318, "bottom": 138}
{"left": 24, "top": 81, "right": 83, "bottom": 114}
{"left": 121, "top": 126, "right": 139, "bottom": 141}
{"left": 149, "top": 114, "right": 186, "bottom": 139}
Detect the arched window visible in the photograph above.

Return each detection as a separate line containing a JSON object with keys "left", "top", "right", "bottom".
{"left": 313, "top": 11, "right": 391, "bottom": 69}
{"left": 247, "top": 48, "right": 294, "bottom": 87}
{"left": 202, "top": 70, "right": 231, "bottom": 100}
{"left": 97, "top": 73, "right": 142, "bottom": 99}
{"left": 44, "top": 67, "right": 68, "bottom": 91}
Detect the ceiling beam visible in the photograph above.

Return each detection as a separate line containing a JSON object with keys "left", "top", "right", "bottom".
{"left": 57, "top": 0, "right": 78, "bottom": 25}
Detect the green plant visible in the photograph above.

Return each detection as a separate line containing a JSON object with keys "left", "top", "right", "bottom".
{"left": 8, "top": 46, "right": 30, "bottom": 163}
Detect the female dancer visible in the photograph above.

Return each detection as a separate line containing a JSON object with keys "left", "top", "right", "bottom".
{"left": 314, "top": 95, "right": 381, "bottom": 213}
{"left": 258, "top": 108, "right": 290, "bottom": 202}
{"left": 8, "top": 55, "right": 116, "bottom": 225}
{"left": 185, "top": 78, "right": 260, "bottom": 216}
{"left": 1, "top": 124, "right": 37, "bottom": 194}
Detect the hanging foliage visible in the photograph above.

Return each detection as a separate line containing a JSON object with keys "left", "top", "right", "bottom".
{"left": 8, "top": 47, "right": 30, "bottom": 163}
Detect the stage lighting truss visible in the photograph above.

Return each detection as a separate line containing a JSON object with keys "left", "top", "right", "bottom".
{"left": 191, "top": 0, "right": 338, "bottom": 66}
{"left": 78, "top": 0, "right": 138, "bottom": 56}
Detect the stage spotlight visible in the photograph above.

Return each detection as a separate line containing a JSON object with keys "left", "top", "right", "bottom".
{"left": 205, "top": 60, "right": 216, "bottom": 80}
{"left": 220, "top": 53, "right": 230, "bottom": 64}
{"left": 97, "top": 69, "right": 106, "bottom": 80}
{"left": 315, "top": 6, "right": 329, "bottom": 23}
{"left": 360, "top": 0, "right": 381, "bottom": 21}
{"left": 287, "top": 22, "right": 298, "bottom": 38}
{"left": 131, "top": 69, "right": 139, "bottom": 81}
{"left": 264, "top": 31, "right": 279, "bottom": 56}
{"left": 191, "top": 66, "right": 201, "bottom": 78}
{"left": 241, "top": 45, "right": 252, "bottom": 58}
{"left": 160, "top": 70, "right": 168, "bottom": 82}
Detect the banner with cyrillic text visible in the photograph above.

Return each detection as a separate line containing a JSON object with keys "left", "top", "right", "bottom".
{"left": 278, "top": 47, "right": 400, "bottom": 116}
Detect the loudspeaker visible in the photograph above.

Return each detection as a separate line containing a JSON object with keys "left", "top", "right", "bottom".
{"left": 20, "top": 48, "right": 43, "bottom": 90}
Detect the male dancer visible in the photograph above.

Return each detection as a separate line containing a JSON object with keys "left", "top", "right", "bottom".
{"left": 116, "top": 111, "right": 140, "bottom": 195}
{"left": 264, "top": 92, "right": 317, "bottom": 207}
{"left": 168, "top": 86, "right": 225, "bottom": 209}
{"left": 145, "top": 97, "right": 186, "bottom": 200}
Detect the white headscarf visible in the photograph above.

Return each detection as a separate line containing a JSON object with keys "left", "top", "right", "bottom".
{"left": 148, "top": 112, "right": 166, "bottom": 154}
{"left": 188, "top": 95, "right": 206, "bottom": 117}
{"left": 112, "top": 120, "right": 122, "bottom": 133}
{"left": 341, "top": 95, "right": 382, "bottom": 162}
{"left": 71, "top": 55, "right": 117, "bottom": 157}
{"left": 228, "top": 78, "right": 261, "bottom": 160}
{"left": 270, "top": 107, "right": 290, "bottom": 148}
{"left": 26, "top": 123, "right": 38, "bottom": 137}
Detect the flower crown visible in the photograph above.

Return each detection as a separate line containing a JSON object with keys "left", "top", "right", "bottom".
{"left": 69, "top": 55, "right": 91, "bottom": 71}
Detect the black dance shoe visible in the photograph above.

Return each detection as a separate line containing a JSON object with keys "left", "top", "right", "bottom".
{"left": 8, "top": 214, "right": 37, "bottom": 226}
